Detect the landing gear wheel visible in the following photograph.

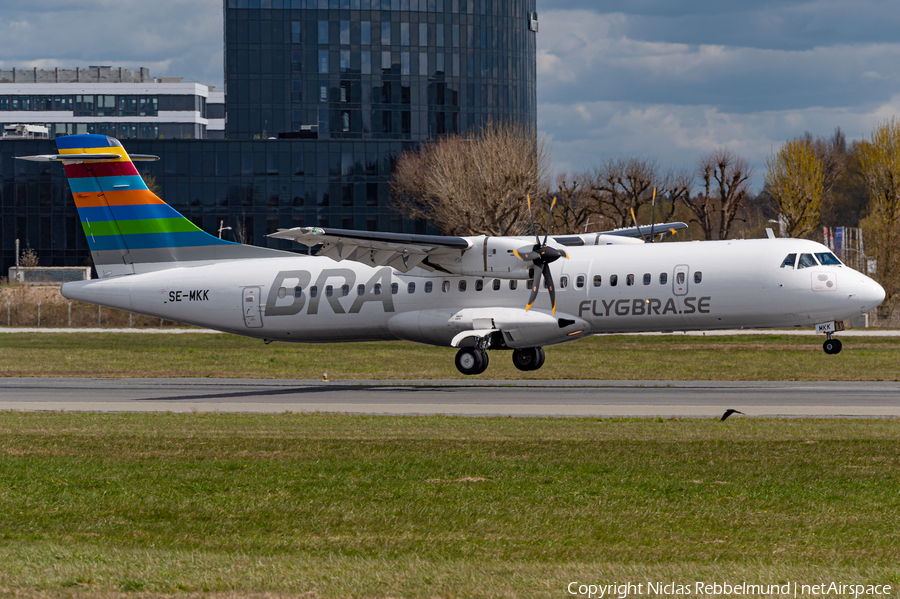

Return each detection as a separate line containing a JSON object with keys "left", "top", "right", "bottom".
{"left": 456, "top": 347, "right": 489, "bottom": 375}
{"left": 823, "top": 338, "right": 843, "bottom": 355}
{"left": 512, "top": 347, "right": 545, "bottom": 371}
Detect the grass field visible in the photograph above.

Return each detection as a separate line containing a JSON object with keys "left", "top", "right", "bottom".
{"left": 0, "top": 332, "right": 899, "bottom": 380}
{"left": 0, "top": 413, "right": 898, "bottom": 597}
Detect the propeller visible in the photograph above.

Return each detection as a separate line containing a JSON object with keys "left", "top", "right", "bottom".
{"left": 513, "top": 195, "right": 568, "bottom": 316}
{"left": 630, "top": 187, "right": 679, "bottom": 243}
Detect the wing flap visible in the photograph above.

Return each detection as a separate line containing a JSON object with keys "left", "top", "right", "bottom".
{"left": 269, "top": 226, "right": 470, "bottom": 273}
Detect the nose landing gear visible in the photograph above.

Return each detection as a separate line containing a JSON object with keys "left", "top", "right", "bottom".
{"left": 823, "top": 335, "right": 842, "bottom": 355}
{"left": 816, "top": 321, "right": 844, "bottom": 355}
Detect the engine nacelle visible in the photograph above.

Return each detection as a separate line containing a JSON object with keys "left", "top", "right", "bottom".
{"left": 430, "top": 236, "right": 533, "bottom": 279}
{"left": 387, "top": 307, "right": 591, "bottom": 348}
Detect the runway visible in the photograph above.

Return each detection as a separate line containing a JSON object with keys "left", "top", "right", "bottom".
{"left": 1, "top": 378, "right": 899, "bottom": 418}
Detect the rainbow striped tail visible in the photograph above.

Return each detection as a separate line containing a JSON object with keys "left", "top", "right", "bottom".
{"left": 22, "top": 134, "right": 289, "bottom": 278}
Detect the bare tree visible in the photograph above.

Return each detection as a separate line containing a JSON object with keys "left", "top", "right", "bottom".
{"left": 391, "top": 121, "right": 551, "bottom": 236}
{"left": 545, "top": 171, "right": 593, "bottom": 234}
{"left": 680, "top": 149, "right": 752, "bottom": 240}
{"left": 572, "top": 157, "right": 692, "bottom": 232}
{"left": 583, "top": 157, "right": 657, "bottom": 230}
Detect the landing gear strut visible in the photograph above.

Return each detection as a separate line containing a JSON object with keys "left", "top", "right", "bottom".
{"left": 455, "top": 347, "right": 489, "bottom": 375}
{"left": 512, "top": 347, "right": 545, "bottom": 371}
{"left": 823, "top": 334, "right": 843, "bottom": 355}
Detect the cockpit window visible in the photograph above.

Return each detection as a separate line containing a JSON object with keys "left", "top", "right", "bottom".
{"left": 797, "top": 253, "right": 819, "bottom": 269}
{"left": 780, "top": 253, "right": 797, "bottom": 269}
{"left": 815, "top": 252, "right": 842, "bottom": 266}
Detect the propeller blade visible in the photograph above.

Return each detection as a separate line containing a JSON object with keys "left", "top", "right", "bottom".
{"left": 649, "top": 187, "right": 657, "bottom": 243}
{"left": 543, "top": 264, "right": 557, "bottom": 317}
{"left": 514, "top": 247, "right": 541, "bottom": 261}
{"left": 527, "top": 194, "right": 539, "bottom": 245}
{"left": 543, "top": 197, "right": 557, "bottom": 246}
{"left": 526, "top": 265, "right": 544, "bottom": 312}
{"left": 631, "top": 207, "right": 647, "bottom": 242}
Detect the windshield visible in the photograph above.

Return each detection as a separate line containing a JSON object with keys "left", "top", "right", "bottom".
{"left": 815, "top": 252, "right": 842, "bottom": 266}
{"left": 797, "top": 253, "right": 819, "bottom": 269}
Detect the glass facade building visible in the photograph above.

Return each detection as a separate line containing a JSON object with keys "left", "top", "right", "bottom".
{"left": 225, "top": 0, "right": 537, "bottom": 140}
{"left": 0, "top": 0, "right": 537, "bottom": 273}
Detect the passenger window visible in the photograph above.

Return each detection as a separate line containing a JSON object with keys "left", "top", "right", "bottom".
{"left": 374, "top": 283, "right": 382, "bottom": 295}
{"left": 676, "top": 272, "right": 685, "bottom": 285}
{"left": 458, "top": 280, "right": 467, "bottom": 292}
{"left": 341, "top": 285, "right": 349, "bottom": 296}
{"left": 576, "top": 275, "right": 585, "bottom": 288}
{"left": 278, "top": 287, "right": 286, "bottom": 299}
{"left": 659, "top": 273, "right": 667, "bottom": 285}
{"left": 425, "top": 281, "right": 433, "bottom": 293}
{"left": 492, "top": 279, "right": 501, "bottom": 291}
{"left": 797, "top": 253, "right": 818, "bottom": 269}
{"left": 560, "top": 276, "right": 568, "bottom": 289}
{"left": 294, "top": 286, "right": 303, "bottom": 298}
{"left": 626, "top": 274, "right": 634, "bottom": 286}
{"left": 326, "top": 285, "right": 334, "bottom": 297}
{"left": 643, "top": 273, "right": 651, "bottom": 285}
{"left": 593, "top": 275, "right": 602, "bottom": 287}
{"left": 694, "top": 271, "right": 702, "bottom": 284}
{"left": 526, "top": 278, "right": 534, "bottom": 289}
{"left": 408, "top": 282, "right": 416, "bottom": 294}
{"left": 475, "top": 280, "right": 483, "bottom": 291}
{"left": 357, "top": 284, "right": 365, "bottom": 296}
{"left": 391, "top": 283, "right": 399, "bottom": 295}
{"left": 610, "top": 275, "right": 618, "bottom": 287}
{"left": 509, "top": 280, "right": 518, "bottom": 290}
{"left": 310, "top": 286, "right": 318, "bottom": 298}
{"left": 780, "top": 253, "right": 797, "bottom": 269}
{"left": 815, "top": 252, "right": 842, "bottom": 266}
{"left": 442, "top": 281, "right": 450, "bottom": 292}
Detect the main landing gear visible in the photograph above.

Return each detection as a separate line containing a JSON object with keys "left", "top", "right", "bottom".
{"left": 454, "top": 346, "right": 546, "bottom": 375}
{"left": 455, "top": 346, "right": 490, "bottom": 375}
{"left": 512, "top": 347, "right": 545, "bottom": 372}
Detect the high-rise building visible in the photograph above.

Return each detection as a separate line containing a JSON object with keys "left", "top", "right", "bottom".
{"left": 0, "top": 0, "right": 537, "bottom": 273}
{"left": 224, "top": 0, "right": 537, "bottom": 140}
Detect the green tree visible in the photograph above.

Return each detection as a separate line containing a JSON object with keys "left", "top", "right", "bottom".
{"left": 859, "top": 118, "right": 900, "bottom": 317}
{"left": 765, "top": 137, "right": 824, "bottom": 238}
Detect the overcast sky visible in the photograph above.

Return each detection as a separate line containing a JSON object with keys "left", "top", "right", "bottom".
{"left": 2, "top": 0, "right": 899, "bottom": 189}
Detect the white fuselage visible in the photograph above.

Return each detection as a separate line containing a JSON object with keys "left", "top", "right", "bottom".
{"left": 61, "top": 238, "right": 884, "bottom": 347}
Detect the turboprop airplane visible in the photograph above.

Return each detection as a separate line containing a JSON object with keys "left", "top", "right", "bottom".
{"left": 18, "top": 134, "right": 886, "bottom": 375}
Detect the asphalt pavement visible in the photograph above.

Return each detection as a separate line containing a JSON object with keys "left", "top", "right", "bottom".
{"left": 1, "top": 378, "right": 898, "bottom": 418}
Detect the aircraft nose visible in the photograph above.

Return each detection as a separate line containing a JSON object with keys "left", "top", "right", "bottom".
{"left": 858, "top": 278, "right": 886, "bottom": 313}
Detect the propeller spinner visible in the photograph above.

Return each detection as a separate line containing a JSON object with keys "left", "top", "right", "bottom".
{"left": 513, "top": 195, "right": 568, "bottom": 316}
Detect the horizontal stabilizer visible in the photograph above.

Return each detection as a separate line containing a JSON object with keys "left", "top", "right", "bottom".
{"left": 17, "top": 153, "right": 159, "bottom": 163}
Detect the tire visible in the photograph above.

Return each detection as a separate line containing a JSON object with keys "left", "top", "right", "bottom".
{"left": 473, "top": 349, "right": 489, "bottom": 375}
{"left": 532, "top": 347, "right": 546, "bottom": 370}
{"left": 512, "top": 348, "right": 542, "bottom": 371}
{"left": 823, "top": 338, "right": 843, "bottom": 355}
{"left": 456, "top": 347, "right": 485, "bottom": 375}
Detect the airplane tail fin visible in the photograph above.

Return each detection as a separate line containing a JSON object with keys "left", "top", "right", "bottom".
{"left": 22, "top": 134, "right": 289, "bottom": 277}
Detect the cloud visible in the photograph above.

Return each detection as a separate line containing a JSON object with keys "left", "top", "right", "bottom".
{"left": 0, "top": 0, "right": 224, "bottom": 86}
{"left": 536, "top": 9, "right": 900, "bottom": 112}
{"left": 541, "top": 95, "right": 900, "bottom": 189}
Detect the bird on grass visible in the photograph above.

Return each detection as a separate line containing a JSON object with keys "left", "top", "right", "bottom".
{"left": 721, "top": 409, "right": 744, "bottom": 421}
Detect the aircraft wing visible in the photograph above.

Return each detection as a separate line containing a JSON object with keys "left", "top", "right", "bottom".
{"left": 268, "top": 227, "right": 471, "bottom": 273}
{"left": 595, "top": 222, "right": 689, "bottom": 240}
